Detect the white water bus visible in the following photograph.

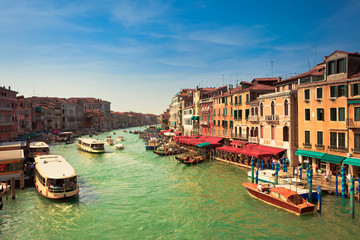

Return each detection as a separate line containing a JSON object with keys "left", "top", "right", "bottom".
{"left": 77, "top": 138, "right": 105, "bottom": 153}
{"left": 34, "top": 155, "right": 79, "bottom": 199}
{"left": 28, "top": 142, "right": 50, "bottom": 159}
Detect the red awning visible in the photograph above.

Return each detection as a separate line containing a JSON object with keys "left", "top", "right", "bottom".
{"left": 238, "top": 144, "right": 285, "bottom": 158}
{"left": 174, "top": 131, "right": 181, "bottom": 136}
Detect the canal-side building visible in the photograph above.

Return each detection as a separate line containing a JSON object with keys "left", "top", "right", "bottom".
{"left": 256, "top": 89, "right": 298, "bottom": 166}
{"left": 296, "top": 50, "right": 360, "bottom": 177}
{"left": 232, "top": 83, "right": 275, "bottom": 142}
{"left": 0, "top": 86, "right": 18, "bottom": 141}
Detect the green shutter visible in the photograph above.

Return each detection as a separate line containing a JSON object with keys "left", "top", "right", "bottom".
{"left": 335, "top": 86, "right": 338, "bottom": 97}
{"left": 351, "top": 84, "right": 354, "bottom": 96}
{"left": 326, "top": 62, "right": 329, "bottom": 76}
{"left": 345, "top": 85, "right": 348, "bottom": 97}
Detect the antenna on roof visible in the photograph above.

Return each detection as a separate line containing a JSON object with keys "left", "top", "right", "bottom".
{"left": 222, "top": 74, "right": 224, "bottom": 86}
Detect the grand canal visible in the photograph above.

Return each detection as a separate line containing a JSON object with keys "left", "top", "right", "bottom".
{"left": 1, "top": 127, "right": 360, "bottom": 239}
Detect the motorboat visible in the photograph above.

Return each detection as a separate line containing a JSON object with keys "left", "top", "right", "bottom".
{"left": 114, "top": 143, "right": 124, "bottom": 150}
{"left": 105, "top": 136, "right": 114, "bottom": 145}
{"left": 242, "top": 182, "right": 315, "bottom": 215}
{"left": 117, "top": 136, "right": 125, "bottom": 141}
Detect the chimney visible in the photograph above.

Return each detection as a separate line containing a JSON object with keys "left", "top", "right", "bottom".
{"left": 8, "top": 86, "right": 11, "bottom": 90}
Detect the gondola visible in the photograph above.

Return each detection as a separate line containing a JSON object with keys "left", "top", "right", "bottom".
{"left": 153, "top": 149, "right": 183, "bottom": 156}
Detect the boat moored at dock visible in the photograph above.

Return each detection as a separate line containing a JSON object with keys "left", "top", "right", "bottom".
{"left": 34, "top": 155, "right": 79, "bottom": 199}
{"left": 27, "top": 142, "right": 50, "bottom": 159}
{"left": 77, "top": 138, "right": 105, "bottom": 153}
{"left": 242, "top": 182, "right": 315, "bottom": 215}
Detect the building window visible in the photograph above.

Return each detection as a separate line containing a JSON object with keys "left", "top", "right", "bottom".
{"left": 317, "top": 131, "right": 323, "bottom": 145}
{"left": 245, "top": 109, "right": 249, "bottom": 119}
{"left": 337, "top": 58, "right": 345, "bottom": 74}
{"left": 317, "top": 108, "right": 324, "bottom": 121}
{"left": 239, "top": 110, "right": 243, "bottom": 119}
{"left": 355, "top": 107, "right": 360, "bottom": 121}
{"left": 338, "top": 108, "right": 345, "bottom": 121}
{"left": 234, "top": 96, "right": 238, "bottom": 104}
{"left": 239, "top": 96, "right": 242, "bottom": 104}
{"left": 277, "top": 86, "right": 280, "bottom": 92}
{"left": 330, "top": 108, "right": 337, "bottom": 121}
{"left": 255, "top": 107, "right": 258, "bottom": 115}
{"left": 288, "top": 84, "right": 292, "bottom": 90}
{"left": 330, "top": 132, "right": 337, "bottom": 147}
{"left": 284, "top": 100, "right": 289, "bottom": 116}
{"left": 305, "top": 109, "right": 310, "bottom": 121}
{"left": 354, "top": 134, "right": 360, "bottom": 150}
{"left": 351, "top": 83, "right": 360, "bottom": 96}
{"left": 316, "top": 88, "right": 323, "bottom": 99}
{"left": 330, "top": 85, "right": 346, "bottom": 98}
{"left": 328, "top": 61, "right": 335, "bottom": 75}
{"left": 304, "top": 89, "right": 310, "bottom": 100}
{"left": 271, "top": 101, "right": 275, "bottom": 115}
{"left": 338, "top": 133, "right": 346, "bottom": 149}
{"left": 260, "top": 125, "right": 263, "bottom": 139}
{"left": 305, "top": 131, "right": 310, "bottom": 144}
{"left": 246, "top": 94, "right": 249, "bottom": 103}
{"left": 283, "top": 126, "right": 289, "bottom": 142}
{"left": 260, "top": 103, "right": 263, "bottom": 116}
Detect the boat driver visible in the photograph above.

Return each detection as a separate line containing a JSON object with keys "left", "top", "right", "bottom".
{"left": 257, "top": 183, "right": 264, "bottom": 192}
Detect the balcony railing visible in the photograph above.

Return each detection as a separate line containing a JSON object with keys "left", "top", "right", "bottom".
{"left": 248, "top": 137, "right": 259, "bottom": 143}
{"left": 265, "top": 115, "right": 279, "bottom": 123}
{"left": 200, "top": 121, "right": 210, "bottom": 126}
{"left": 315, "top": 144, "right": 324, "bottom": 149}
{"left": 328, "top": 145, "right": 348, "bottom": 152}
{"left": 303, "top": 142, "right": 312, "bottom": 148}
{"left": 347, "top": 118, "right": 360, "bottom": 128}
{"left": 248, "top": 116, "right": 259, "bottom": 122}
{"left": 352, "top": 147, "right": 360, "bottom": 153}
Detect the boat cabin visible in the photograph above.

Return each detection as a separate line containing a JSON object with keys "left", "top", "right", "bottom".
{"left": 77, "top": 138, "right": 105, "bottom": 153}
{"left": 28, "top": 142, "right": 50, "bottom": 159}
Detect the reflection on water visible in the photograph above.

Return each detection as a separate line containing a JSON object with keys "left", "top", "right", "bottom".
{"left": 1, "top": 127, "right": 360, "bottom": 239}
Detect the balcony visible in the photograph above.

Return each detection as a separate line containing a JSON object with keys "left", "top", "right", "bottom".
{"left": 303, "top": 142, "right": 312, "bottom": 148}
{"left": 347, "top": 118, "right": 360, "bottom": 128}
{"left": 315, "top": 144, "right": 325, "bottom": 150}
{"left": 248, "top": 116, "right": 259, "bottom": 122}
{"left": 248, "top": 137, "right": 259, "bottom": 143}
{"left": 352, "top": 147, "right": 360, "bottom": 154}
{"left": 200, "top": 121, "right": 210, "bottom": 126}
{"left": 328, "top": 145, "right": 348, "bottom": 152}
{"left": 265, "top": 115, "right": 279, "bottom": 123}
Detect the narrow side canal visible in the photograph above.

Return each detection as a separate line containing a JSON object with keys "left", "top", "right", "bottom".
{"left": 1, "top": 127, "right": 360, "bottom": 239}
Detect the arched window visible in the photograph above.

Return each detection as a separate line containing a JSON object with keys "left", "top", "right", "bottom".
{"left": 255, "top": 127, "right": 259, "bottom": 137}
{"left": 260, "top": 103, "right": 263, "bottom": 116}
{"left": 251, "top": 107, "right": 254, "bottom": 116}
{"left": 271, "top": 101, "right": 275, "bottom": 115}
{"left": 284, "top": 100, "right": 289, "bottom": 116}
{"left": 255, "top": 107, "right": 258, "bottom": 116}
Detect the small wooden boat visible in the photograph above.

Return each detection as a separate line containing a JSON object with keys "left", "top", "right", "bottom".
{"left": 114, "top": 143, "right": 124, "bottom": 150}
{"left": 105, "top": 137, "right": 114, "bottom": 145}
{"left": 182, "top": 156, "right": 204, "bottom": 165}
{"left": 242, "top": 182, "right": 315, "bottom": 215}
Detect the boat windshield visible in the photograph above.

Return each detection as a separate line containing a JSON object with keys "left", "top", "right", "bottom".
{"left": 29, "top": 148, "right": 49, "bottom": 153}
{"left": 288, "top": 195, "right": 304, "bottom": 205}
{"left": 47, "top": 177, "right": 77, "bottom": 192}
{"left": 91, "top": 144, "right": 104, "bottom": 150}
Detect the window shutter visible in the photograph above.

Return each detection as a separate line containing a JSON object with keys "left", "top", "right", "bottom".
{"left": 326, "top": 62, "right": 329, "bottom": 76}
{"left": 345, "top": 85, "right": 348, "bottom": 97}
{"left": 335, "top": 86, "right": 338, "bottom": 97}
{"left": 351, "top": 84, "right": 354, "bottom": 96}
{"left": 344, "top": 57, "right": 347, "bottom": 73}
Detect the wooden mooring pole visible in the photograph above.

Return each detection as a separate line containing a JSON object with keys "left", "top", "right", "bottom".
{"left": 11, "top": 177, "right": 16, "bottom": 200}
{"left": 20, "top": 170, "right": 25, "bottom": 190}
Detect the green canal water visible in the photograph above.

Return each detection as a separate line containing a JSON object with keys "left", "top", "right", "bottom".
{"left": 1, "top": 127, "right": 360, "bottom": 239}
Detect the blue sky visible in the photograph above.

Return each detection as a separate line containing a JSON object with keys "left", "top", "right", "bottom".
{"left": 1, "top": 0, "right": 359, "bottom": 114}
